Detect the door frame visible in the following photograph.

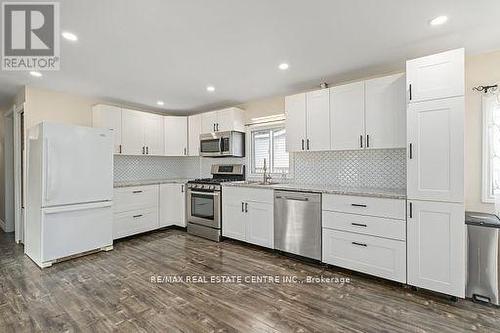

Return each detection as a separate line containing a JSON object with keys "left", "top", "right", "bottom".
{"left": 13, "top": 103, "right": 24, "bottom": 243}
{"left": 3, "top": 108, "right": 14, "bottom": 233}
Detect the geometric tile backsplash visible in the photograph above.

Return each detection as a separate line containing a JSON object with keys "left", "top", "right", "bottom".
{"left": 293, "top": 148, "right": 406, "bottom": 189}
{"left": 114, "top": 148, "right": 406, "bottom": 190}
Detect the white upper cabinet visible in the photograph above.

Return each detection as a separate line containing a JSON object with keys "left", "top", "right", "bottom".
{"left": 121, "top": 109, "right": 145, "bottom": 155}
{"left": 306, "top": 89, "right": 331, "bottom": 151}
{"left": 407, "top": 200, "right": 465, "bottom": 298}
{"left": 159, "top": 183, "right": 186, "bottom": 227}
{"left": 143, "top": 113, "right": 165, "bottom": 156}
{"left": 92, "top": 104, "right": 123, "bottom": 154}
{"left": 330, "top": 81, "right": 365, "bottom": 150}
{"left": 407, "top": 97, "right": 464, "bottom": 202}
{"left": 365, "top": 74, "right": 406, "bottom": 149}
{"left": 285, "top": 93, "right": 307, "bottom": 152}
{"left": 406, "top": 48, "right": 464, "bottom": 103}
{"left": 164, "top": 116, "right": 188, "bottom": 156}
{"left": 217, "top": 108, "right": 245, "bottom": 132}
{"left": 188, "top": 114, "right": 202, "bottom": 156}
{"left": 201, "top": 108, "right": 245, "bottom": 133}
{"left": 201, "top": 111, "right": 218, "bottom": 133}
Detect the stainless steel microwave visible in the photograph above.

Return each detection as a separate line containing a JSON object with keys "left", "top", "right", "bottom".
{"left": 199, "top": 131, "right": 245, "bottom": 157}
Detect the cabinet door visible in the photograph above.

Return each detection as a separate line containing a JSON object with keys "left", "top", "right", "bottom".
{"left": 407, "top": 200, "right": 465, "bottom": 297}
{"left": 201, "top": 111, "right": 218, "bottom": 133}
{"left": 188, "top": 114, "right": 201, "bottom": 156}
{"left": 285, "top": 93, "right": 307, "bottom": 152}
{"left": 406, "top": 48, "right": 464, "bottom": 103}
{"left": 164, "top": 116, "right": 188, "bottom": 156}
{"left": 365, "top": 74, "right": 406, "bottom": 149}
{"left": 330, "top": 82, "right": 365, "bottom": 150}
{"left": 306, "top": 89, "right": 330, "bottom": 151}
{"left": 121, "top": 109, "right": 145, "bottom": 155}
{"left": 407, "top": 97, "right": 464, "bottom": 202}
{"left": 246, "top": 201, "right": 274, "bottom": 248}
{"left": 217, "top": 108, "right": 245, "bottom": 132}
{"left": 159, "top": 184, "right": 186, "bottom": 227}
{"left": 92, "top": 105, "right": 122, "bottom": 154}
{"left": 222, "top": 200, "right": 246, "bottom": 241}
{"left": 143, "top": 113, "right": 164, "bottom": 155}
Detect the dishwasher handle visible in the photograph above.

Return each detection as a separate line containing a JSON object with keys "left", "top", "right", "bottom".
{"left": 276, "top": 196, "right": 309, "bottom": 202}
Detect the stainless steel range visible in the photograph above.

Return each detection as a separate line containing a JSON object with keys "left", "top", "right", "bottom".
{"left": 187, "top": 164, "right": 245, "bottom": 241}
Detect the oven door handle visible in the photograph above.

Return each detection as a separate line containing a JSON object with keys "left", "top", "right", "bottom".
{"left": 189, "top": 190, "right": 220, "bottom": 196}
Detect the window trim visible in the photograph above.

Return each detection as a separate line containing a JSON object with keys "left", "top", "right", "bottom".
{"left": 482, "top": 93, "right": 500, "bottom": 203}
{"left": 246, "top": 121, "right": 293, "bottom": 179}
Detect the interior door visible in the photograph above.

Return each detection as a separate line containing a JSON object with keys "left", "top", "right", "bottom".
{"left": 306, "top": 89, "right": 330, "bottom": 151}
{"left": 407, "top": 200, "right": 465, "bottom": 297}
{"left": 43, "top": 123, "right": 113, "bottom": 207}
{"left": 201, "top": 111, "right": 218, "bottom": 133}
{"left": 121, "top": 109, "right": 145, "bottom": 155}
{"left": 285, "top": 93, "right": 307, "bottom": 152}
{"left": 92, "top": 105, "right": 122, "bottom": 154}
{"left": 330, "top": 81, "right": 365, "bottom": 150}
{"left": 406, "top": 48, "right": 464, "bottom": 103}
{"left": 188, "top": 114, "right": 201, "bottom": 156}
{"left": 143, "top": 113, "right": 164, "bottom": 155}
{"left": 407, "top": 97, "right": 464, "bottom": 202}
{"left": 365, "top": 73, "right": 406, "bottom": 149}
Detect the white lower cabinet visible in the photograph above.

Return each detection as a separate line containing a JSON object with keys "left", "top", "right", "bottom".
{"left": 321, "top": 194, "right": 407, "bottom": 283}
{"left": 222, "top": 187, "right": 274, "bottom": 248}
{"left": 159, "top": 183, "right": 186, "bottom": 227}
{"left": 113, "top": 185, "right": 159, "bottom": 239}
{"left": 407, "top": 200, "right": 465, "bottom": 298}
{"left": 322, "top": 229, "right": 406, "bottom": 283}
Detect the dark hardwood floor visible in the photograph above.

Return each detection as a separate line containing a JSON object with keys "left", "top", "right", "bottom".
{"left": 1, "top": 229, "right": 499, "bottom": 332}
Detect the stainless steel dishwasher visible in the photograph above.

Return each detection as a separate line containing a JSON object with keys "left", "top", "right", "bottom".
{"left": 274, "top": 190, "right": 321, "bottom": 260}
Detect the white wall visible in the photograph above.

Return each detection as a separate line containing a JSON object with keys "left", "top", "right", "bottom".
{"left": 465, "top": 49, "right": 500, "bottom": 213}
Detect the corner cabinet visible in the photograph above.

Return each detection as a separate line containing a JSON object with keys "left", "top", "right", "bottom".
{"left": 159, "top": 183, "right": 186, "bottom": 227}
{"left": 407, "top": 200, "right": 465, "bottom": 298}
{"left": 222, "top": 186, "right": 274, "bottom": 248}
{"left": 121, "top": 109, "right": 146, "bottom": 155}
{"left": 143, "top": 113, "right": 165, "bottom": 156}
{"left": 188, "top": 114, "right": 202, "bottom": 156}
{"left": 164, "top": 116, "right": 188, "bottom": 156}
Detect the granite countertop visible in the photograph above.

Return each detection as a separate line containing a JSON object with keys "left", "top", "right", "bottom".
{"left": 114, "top": 178, "right": 190, "bottom": 188}
{"left": 222, "top": 181, "right": 406, "bottom": 199}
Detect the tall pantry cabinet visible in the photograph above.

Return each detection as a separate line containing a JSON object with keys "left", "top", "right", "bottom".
{"left": 406, "top": 48, "right": 465, "bottom": 298}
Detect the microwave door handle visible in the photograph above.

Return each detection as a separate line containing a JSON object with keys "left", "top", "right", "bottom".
{"left": 219, "top": 138, "right": 224, "bottom": 153}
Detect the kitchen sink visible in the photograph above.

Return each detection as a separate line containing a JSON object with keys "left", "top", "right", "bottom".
{"left": 239, "top": 180, "right": 280, "bottom": 186}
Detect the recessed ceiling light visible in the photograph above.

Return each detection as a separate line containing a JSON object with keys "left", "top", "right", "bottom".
{"left": 206, "top": 86, "right": 215, "bottom": 92}
{"left": 430, "top": 15, "right": 448, "bottom": 26}
{"left": 157, "top": 100, "right": 164, "bottom": 106}
{"left": 279, "top": 63, "right": 289, "bottom": 70}
{"left": 30, "top": 71, "right": 42, "bottom": 77}
{"left": 62, "top": 31, "right": 78, "bottom": 41}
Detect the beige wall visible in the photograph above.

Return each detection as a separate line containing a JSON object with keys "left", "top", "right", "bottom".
{"left": 238, "top": 96, "right": 285, "bottom": 124}
{"left": 0, "top": 109, "right": 5, "bottom": 225}
{"left": 465, "top": 50, "right": 500, "bottom": 213}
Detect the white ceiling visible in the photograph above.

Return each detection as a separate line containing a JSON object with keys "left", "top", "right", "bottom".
{"left": 1, "top": 0, "right": 500, "bottom": 113}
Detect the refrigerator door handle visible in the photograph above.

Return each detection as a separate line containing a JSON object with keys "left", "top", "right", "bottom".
{"left": 43, "top": 201, "right": 112, "bottom": 214}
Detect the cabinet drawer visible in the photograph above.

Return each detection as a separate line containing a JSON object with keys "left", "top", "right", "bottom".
{"left": 322, "top": 194, "right": 405, "bottom": 220}
{"left": 222, "top": 186, "right": 274, "bottom": 205}
{"left": 322, "top": 229, "right": 406, "bottom": 283}
{"left": 113, "top": 185, "right": 159, "bottom": 213}
{"left": 113, "top": 208, "right": 158, "bottom": 239}
{"left": 323, "top": 211, "right": 406, "bottom": 241}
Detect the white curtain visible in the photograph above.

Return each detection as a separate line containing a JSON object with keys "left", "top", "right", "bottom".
{"left": 484, "top": 89, "right": 500, "bottom": 205}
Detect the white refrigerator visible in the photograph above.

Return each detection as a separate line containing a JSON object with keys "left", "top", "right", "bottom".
{"left": 25, "top": 122, "right": 114, "bottom": 268}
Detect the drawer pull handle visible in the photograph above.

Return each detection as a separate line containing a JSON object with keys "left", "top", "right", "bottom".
{"left": 352, "top": 242, "right": 367, "bottom": 247}
{"left": 132, "top": 190, "right": 143, "bottom": 194}
{"left": 133, "top": 214, "right": 143, "bottom": 218}
{"left": 351, "top": 223, "right": 367, "bottom": 227}
{"left": 351, "top": 204, "right": 367, "bottom": 208}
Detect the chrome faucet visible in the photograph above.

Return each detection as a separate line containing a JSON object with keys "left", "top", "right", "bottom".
{"left": 262, "top": 158, "right": 272, "bottom": 184}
